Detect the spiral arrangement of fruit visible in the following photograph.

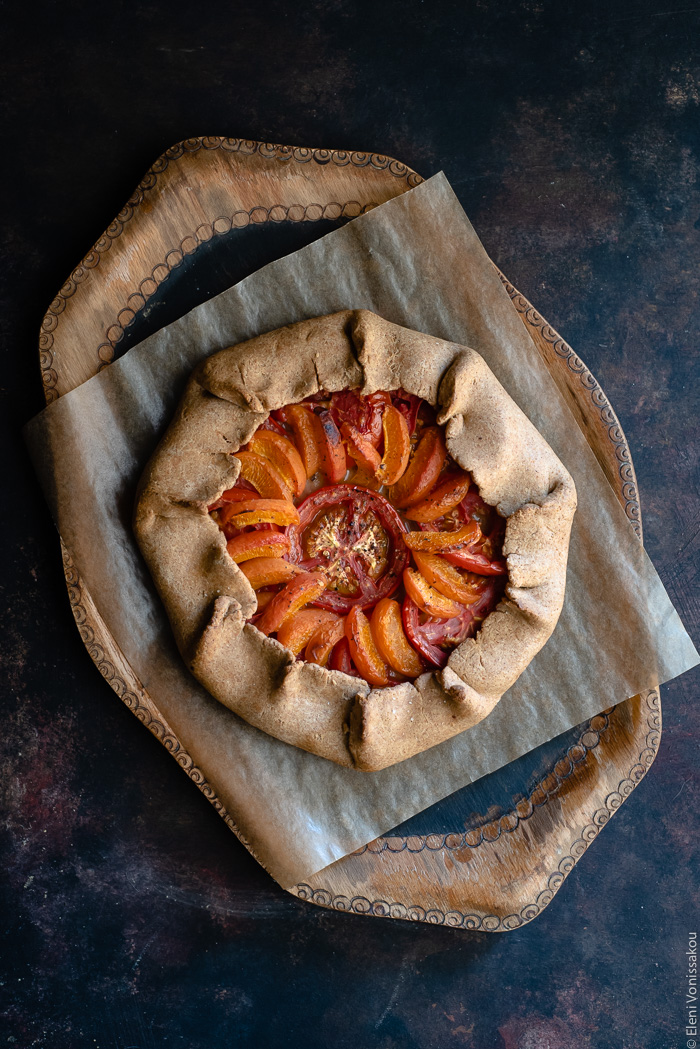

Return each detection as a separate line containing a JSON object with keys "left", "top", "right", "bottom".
{"left": 208, "top": 390, "right": 508, "bottom": 687}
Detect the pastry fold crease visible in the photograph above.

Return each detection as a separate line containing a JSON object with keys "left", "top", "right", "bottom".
{"left": 134, "top": 310, "right": 576, "bottom": 771}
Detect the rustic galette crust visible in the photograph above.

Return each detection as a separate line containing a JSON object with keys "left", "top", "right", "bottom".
{"left": 134, "top": 310, "right": 576, "bottom": 771}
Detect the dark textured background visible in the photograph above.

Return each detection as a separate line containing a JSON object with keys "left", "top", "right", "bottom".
{"left": 2, "top": 2, "right": 699, "bottom": 1047}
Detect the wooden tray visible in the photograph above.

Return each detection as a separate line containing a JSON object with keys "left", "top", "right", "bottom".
{"left": 40, "top": 138, "right": 660, "bottom": 931}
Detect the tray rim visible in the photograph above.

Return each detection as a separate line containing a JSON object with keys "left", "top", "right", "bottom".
{"left": 39, "top": 136, "right": 658, "bottom": 930}
{"left": 38, "top": 137, "right": 422, "bottom": 403}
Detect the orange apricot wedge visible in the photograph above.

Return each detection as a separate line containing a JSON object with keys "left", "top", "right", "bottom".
{"left": 226, "top": 531, "right": 291, "bottom": 564}
{"left": 403, "top": 473, "right": 472, "bottom": 523}
{"left": 411, "top": 551, "right": 486, "bottom": 605}
{"left": 278, "top": 404, "right": 322, "bottom": 479}
{"left": 350, "top": 465, "right": 382, "bottom": 490}
{"left": 236, "top": 450, "right": 292, "bottom": 500}
{"left": 345, "top": 606, "right": 391, "bottom": 687}
{"left": 388, "top": 426, "right": 446, "bottom": 508}
{"left": 254, "top": 589, "right": 276, "bottom": 612}
{"left": 370, "top": 598, "right": 423, "bottom": 678}
{"left": 375, "top": 405, "right": 410, "bottom": 486}
{"left": 222, "top": 499, "right": 300, "bottom": 528}
{"left": 402, "top": 520, "right": 481, "bottom": 553}
{"left": 257, "top": 572, "right": 328, "bottom": 637}
{"left": 249, "top": 431, "right": 306, "bottom": 497}
{"left": 276, "top": 608, "right": 339, "bottom": 656}
{"left": 403, "top": 567, "right": 466, "bottom": 619}
{"left": 240, "top": 557, "right": 304, "bottom": 590}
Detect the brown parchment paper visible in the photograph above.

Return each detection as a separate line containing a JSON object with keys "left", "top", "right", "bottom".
{"left": 25, "top": 173, "right": 699, "bottom": 889}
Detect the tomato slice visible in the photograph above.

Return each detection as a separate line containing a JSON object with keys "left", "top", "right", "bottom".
{"left": 390, "top": 389, "right": 422, "bottom": 435}
{"left": 260, "top": 415, "right": 287, "bottom": 436}
{"left": 328, "top": 636, "right": 361, "bottom": 677}
{"left": 442, "top": 548, "right": 507, "bottom": 575}
{"left": 388, "top": 426, "right": 447, "bottom": 508}
{"left": 341, "top": 422, "right": 382, "bottom": 473}
{"left": 402, "top": 576, "right": 505, "bottom": 667}
{"left": 208, "top": 483, "right": 260, "bottom": 512}
{"left": 330, "top": 390, "right": 390, "bottom": 446}
{"left": 316, "top": 409, "right": 347, "bottom": 483}
{"left": 287, "top": 484, "right": 409, "bottom": 613}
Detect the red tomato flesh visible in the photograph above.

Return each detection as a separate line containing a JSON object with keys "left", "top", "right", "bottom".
{"left": 287, "top": 484, "right": 409, "bottom": 613}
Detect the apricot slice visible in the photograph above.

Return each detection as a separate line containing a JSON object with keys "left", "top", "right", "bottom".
{"left": 404, "top": 473, "right": 472, "bottom": 523}
{"left": 276, "top": 608, "right": 339, "bottom": 656}
{"left": 411, "top": 551, "right": 485, "bottom": 605}
{"left": 236, "top": 450, "right": 292, "bottom": 500}
{"left": 257, "top": 572, "right": 328, "bottom": 637}
{"left": 254, "top": 589, "right": 276, "bottom": 612}
{"left": 375, "top": 405, "right": 410, "bottom": 486}
{"left": 388, "top": 426, "right": 446, "bottom": 508}
{"left": 249, "top": 431, "right": 306, "bottom": 497}
{"left": 240, "top": 557, "right": 304, "bottom": 590}
{"left": 226, "top": 531, "right": 291, "bottom": 564}
{"left": 223, "top": 499, "right": 300, "bottom": 528}
{"left": 402, "top": 520, "right": 481, "bottom": 553}
{"left": 345, "top": 606, "right": 391, "bottom": 687}
{"left": 403, "top": 568, "right": 466, "bottom": 619}
{"left": 370, "top": 598, "right": 423, "bottom": 678}
{"left": 278, "top": 404, "right": 321, "bottom": 479}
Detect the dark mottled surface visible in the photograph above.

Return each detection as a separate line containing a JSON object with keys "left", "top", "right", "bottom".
{"left": 2, "top": 2, "right": 699, "bottom": 1046}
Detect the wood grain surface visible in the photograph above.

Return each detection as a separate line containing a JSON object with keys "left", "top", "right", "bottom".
{"left": 40, "top": 137, "right": 656, "bottom": 931}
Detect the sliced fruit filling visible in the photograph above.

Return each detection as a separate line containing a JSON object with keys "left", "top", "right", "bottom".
{"left": 208, "top": 388, "right": 508, "bottom": 683}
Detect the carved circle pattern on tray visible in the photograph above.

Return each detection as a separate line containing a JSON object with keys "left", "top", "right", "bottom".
{"left": 292, "top": 690, "right": 662, "bottom": 931}
{"left": 47, "top": 142, "right": 661, "bottom": 930}
{"left": 64, "top": 510, "right": 661, "bottom": 931}
{"left": 348, "top": 710, "right": 615, "bottom": 856}
{"left": 500, "top": 275, "right": 642, "bottom": 541}
{"left": 90, "top": 200, "right": 376, "bottom": 373}
{"left": 39, "top": 137, "right": 423, "bottom": 402}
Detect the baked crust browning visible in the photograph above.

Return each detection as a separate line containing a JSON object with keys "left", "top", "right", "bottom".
{"left": 134, "top": 311, "right": 576, "bottom": 771}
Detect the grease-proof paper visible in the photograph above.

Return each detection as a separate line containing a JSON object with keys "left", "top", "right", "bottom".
{"left": 25, "top": 174, "right": 699, "bottom": 888}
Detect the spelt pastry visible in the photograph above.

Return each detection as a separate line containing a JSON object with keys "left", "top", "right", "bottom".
{"left": 134, "top": 310, "right": 576, "bottom": 771}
